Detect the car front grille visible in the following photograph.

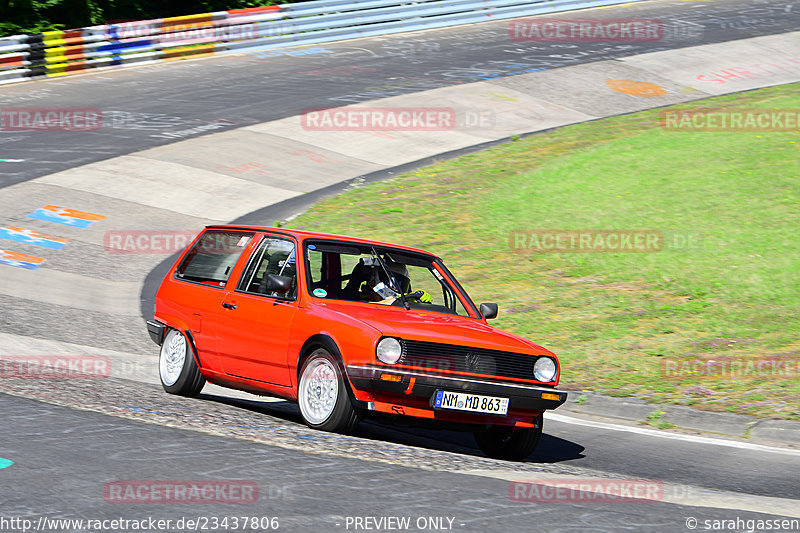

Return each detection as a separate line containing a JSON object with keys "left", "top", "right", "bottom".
{"left": 401, "top": 339, "right": 539, "bottom": 381}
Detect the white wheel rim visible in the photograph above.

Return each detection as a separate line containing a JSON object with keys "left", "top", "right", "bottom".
{"left": 159, "top": 330, "right": 186, "bottom": 386}
{"left": 298, "top": 356, "right": 339, "bottom": 425}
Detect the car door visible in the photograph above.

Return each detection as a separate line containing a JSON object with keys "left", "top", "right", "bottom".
{"left": 170, "top": 228, "right": 257, "bottom": 372}
{"left": 216, "top": 234, "right": 298, "bottom": 386}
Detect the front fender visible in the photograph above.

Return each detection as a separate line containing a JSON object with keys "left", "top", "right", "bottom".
{"left": 294, "top": 333, "right": 373, "bottom": 408}
{"left": 288, "top": 303, "right": 382, "bottom": 394}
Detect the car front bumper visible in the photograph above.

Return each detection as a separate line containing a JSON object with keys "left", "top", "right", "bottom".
{"left": 346, "top": 364, "right": 567, "bottom": 412}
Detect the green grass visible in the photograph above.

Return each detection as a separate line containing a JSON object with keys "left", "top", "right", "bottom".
{"left": 642, "top": 410, "right": 676, "bottom": 430}
{"left": 288, "top": 83, "right": 800, "bottom": 419}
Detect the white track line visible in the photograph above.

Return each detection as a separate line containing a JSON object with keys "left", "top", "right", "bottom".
{"left": 547, "top": 413, "right": 800, "bottom": 456}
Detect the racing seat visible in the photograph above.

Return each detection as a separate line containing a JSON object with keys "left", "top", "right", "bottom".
{"left": 342, "top": 259, "right": 371, "bottom": 301}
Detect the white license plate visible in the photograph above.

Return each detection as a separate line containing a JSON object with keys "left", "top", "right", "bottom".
{"left": 433, "top": 390, "right": 509, "bottom": 415}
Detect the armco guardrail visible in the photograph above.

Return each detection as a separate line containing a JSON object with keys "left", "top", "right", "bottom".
{"left": 0, "top": 0, "right": 643, "bottom": 85}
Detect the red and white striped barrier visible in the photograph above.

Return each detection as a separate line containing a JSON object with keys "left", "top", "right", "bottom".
{"left": 0, "top": 5, "right": 284, "bottom": 84}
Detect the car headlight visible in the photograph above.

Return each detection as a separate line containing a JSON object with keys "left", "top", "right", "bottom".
{"left": 376, "top": 337, "right": 403, "bottom": 365}
{"left": 534, "top": 357, "right": 557, "bottom": 382}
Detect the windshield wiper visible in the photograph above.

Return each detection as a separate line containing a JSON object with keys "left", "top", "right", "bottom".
{"left": 371, "top": 246, "right": 409, "bottom": 310}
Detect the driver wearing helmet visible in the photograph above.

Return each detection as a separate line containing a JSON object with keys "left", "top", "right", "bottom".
{"left": 352, "top": 259, "right": 432, "bottom": 304}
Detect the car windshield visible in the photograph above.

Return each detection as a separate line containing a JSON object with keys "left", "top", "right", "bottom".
{"left": 305, "top": 241, "right": 474, "bottom": 317}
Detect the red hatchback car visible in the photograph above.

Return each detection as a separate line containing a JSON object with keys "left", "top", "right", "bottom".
{"left": 147, "top": 225, "right": 567, "bottom": 460}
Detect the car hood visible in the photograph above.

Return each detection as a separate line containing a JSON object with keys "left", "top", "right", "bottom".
{"left": 313, "top": 300, "right": 553, "bottom": 356}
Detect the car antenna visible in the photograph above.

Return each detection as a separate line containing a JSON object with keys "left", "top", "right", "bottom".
{"left": 371, "top": 246, "right": 409, "bottom": 310}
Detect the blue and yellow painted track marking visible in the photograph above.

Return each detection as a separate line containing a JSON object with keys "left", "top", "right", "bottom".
{"left": 27, "top": 205, "right": 106, "bottom": 229}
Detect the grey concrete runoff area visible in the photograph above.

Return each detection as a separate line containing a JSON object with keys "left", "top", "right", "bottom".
{"left": 2, "top": 0, "right": 800, "bottom": 530}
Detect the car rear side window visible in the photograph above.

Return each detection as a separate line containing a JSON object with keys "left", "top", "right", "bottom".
{"left": 175, "top": 230, "right": 254, "bottom": 287}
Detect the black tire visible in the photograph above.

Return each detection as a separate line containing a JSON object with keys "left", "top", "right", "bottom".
{"left": 474, "top": 414, "right": 543, "bottom": 461}
{"left": 158, "top": 328, "right": 205, "bottom": 397}
{"left": 297, "top": 348, "right": 360, "bottom": 433}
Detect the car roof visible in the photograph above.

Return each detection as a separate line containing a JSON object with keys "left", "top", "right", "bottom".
{"left": 206, "top": 224, "right": 437, "bottom": 258}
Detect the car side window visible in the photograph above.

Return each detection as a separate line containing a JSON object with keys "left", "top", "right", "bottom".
{"left": 238, "top": 236, "right": 297, "bottom": 299}
{"left": 175, "top": 230, "right": 254, "bottom": 287}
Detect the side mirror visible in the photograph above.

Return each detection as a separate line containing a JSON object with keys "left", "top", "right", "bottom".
{"left": 264, "top": 274, "right": 292, "bottom": 294}
{"left": 479, "top": 302, "right": 498, "bottom": 320}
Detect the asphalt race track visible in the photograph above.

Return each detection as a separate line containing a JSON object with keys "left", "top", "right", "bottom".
{"left": 3, "top": 393, "right": 799, "bottom": 533}
{"left": 1, "top": 0, "right": 800, "bottom": 531}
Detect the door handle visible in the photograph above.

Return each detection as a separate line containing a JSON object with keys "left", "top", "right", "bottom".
{"left": 222, "top": 302, "right": 237, "bottom": 310}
